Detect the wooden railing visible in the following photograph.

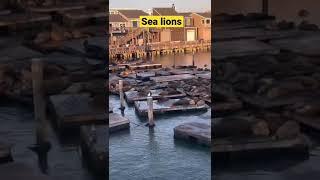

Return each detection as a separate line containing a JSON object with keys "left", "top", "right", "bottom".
{"left": 109, "top": 40, "right": 211, "bottom": 55}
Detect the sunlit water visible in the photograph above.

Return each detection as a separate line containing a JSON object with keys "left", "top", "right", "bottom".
{"left": 109, "top": 95, "right": 211, "bottom": 180}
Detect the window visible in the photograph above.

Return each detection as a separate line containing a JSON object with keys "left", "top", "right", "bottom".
{"left": 202, "top": 20, "right": 205, "bottom": 24}
{"left": 186, "top": 18, "right": 191, "bottom": 26}
{"left": 206, "top": 19, "right": 210, "bottom": 24}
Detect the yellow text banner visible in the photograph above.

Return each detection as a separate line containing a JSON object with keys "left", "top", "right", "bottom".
{"left": 139, "top": 16, "right": 184, "bottom": 28}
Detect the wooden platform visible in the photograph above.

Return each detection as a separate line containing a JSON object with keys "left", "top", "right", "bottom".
{"left": 134, "top": 98, "right": 209, "bottom": 116}
{"left": 0, "top": 13, "right": 51, "bottom": 28}
{"left": 0, "top": 163, "right": 52, "bottom": 180}
{"left": 291, "top": 115, "right": 320, "bottom": 131}
{"left": 213, "top": 135, "right": 309, "bottom": 158}
{"left": 63, "top": 37, "right": 106, "bottom": 54}
{"left": 174, "top": 122, "right": 211, "bottom": 146}
{"left": 270, "top": 34, "right": 320, "bottom": 56}
{"left": 80, "top": 125, "right": 107, "bottom": 176}
{"left": 0, "top": 142, "right": 12, "bottom": 164}
{"left": 214, "top": 40, "right": 279, "bottom": 60}
{"left": 62, "top": 9, "right": 106, "bottom": 26}
{"left": 109, "top": 113, "right": 130, "bottom": 133}
{"left": 28, "top": 4, "right": 85, "bottom": 13}
{"left": 0, "top": 46, "right": 42, "bottom": 61}
{"left": 214, "top": 28, "right": 301, "bottom": 41}
{"left": 49, "top": 93, "right": 107, "bottom": 129}
{"left": 128, "top": 64, "right": 162, "bottom": 70}
{"left": 124, "top": 89, "right": 186, "bottom": 104}
{"left": 196, "top": 73, "right": 211, "bottom": 80}
{"left": 150, "top": 74, "right": 195, "bottom": 83}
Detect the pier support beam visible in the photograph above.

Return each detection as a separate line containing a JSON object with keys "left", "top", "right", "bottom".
{"left": 119, "top": 80, "right": 125, "bottom": 110}
{"left": 31, "top": 58, "right": 51, "bottom": 174}
{"left": 147, "top": 96, "right": 155, "bottom": 127}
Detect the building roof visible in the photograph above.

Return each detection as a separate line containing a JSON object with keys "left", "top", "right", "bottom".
{"left": 194, "top": 12, "right": 211, "bottom": 18}
{"left": 109, "top": 14, "right": 127, "bottom": 22}
{"left": 179, "top": 12, "right": 192, "bottom": 17}
{"left": 118, "top": 9, "right": 148, "bottom": 19}
{"left": 153, "top": 8, "right": 178, "bottom": 15}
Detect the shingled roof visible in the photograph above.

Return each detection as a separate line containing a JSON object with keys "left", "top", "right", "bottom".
{"left": 109, "top": 14, "right": 127, "bottom": 22}
{"left": 194, "top": 12, "right": 211, "bottom": 18}
{"left": 153, "top": 8, "right": 178, "bottom": 16}
{"left": 118, "top": 9, "right": 148, "bottom": 19}
{"left": 179, "top": 12, "right": 192, "bottom": 17}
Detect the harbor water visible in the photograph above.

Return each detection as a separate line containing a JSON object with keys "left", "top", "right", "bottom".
{"left": 109, "top": 95, "right": 211, "bottom": 180}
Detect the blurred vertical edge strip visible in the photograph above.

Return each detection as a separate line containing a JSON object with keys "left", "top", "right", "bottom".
{"left": 106, "top": 0, "right": 110, "bottom": 178}
{"left": 211, "top": 1, "right": 214, "bottom": 179}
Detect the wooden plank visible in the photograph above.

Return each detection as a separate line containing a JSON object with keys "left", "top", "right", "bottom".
{"left": 214, "top": 28, "right": 301, "bottom": 42}
{"left": 80, "top": 125, "right": 107, "bottom": 176}
{"left": 49, "top": 94, "right": 107, "bottom": 129}
{"left": 0, "top": 163, "right": 51, "bottom": 180}
{"left": 174, "top": 122, "right": 211, "bottom": 146}
{"left": 134, "top": 98, "right": 209, "bottom": 116}
{"left": 214, "top": 39, "right": 279, "bottom": 60}
{"left": 28, "top": 4, "right": 85, "bottom": 13}
{"left": 125, "top": 89, "right": 186, "bottom": 104}
{"left": 150, "top": 74, "right": 195, "bottom": 83}
{"left": 128, "top": 64, "right": 162, "bottom": 70}
{"left": 109, "top": 113, "right": 130, "bottom": 133}
{"left": 196, "top": 73, "right": 211, "bottom": 79}
{"left": 0, "top": 13, "right": 51, "bottom": 27}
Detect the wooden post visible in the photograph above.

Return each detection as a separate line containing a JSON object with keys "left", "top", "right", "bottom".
{"left": 32, "top": 59, "right": 48, "bottom": 144}
{"left": 192, "top": 51, "right": 195, "bottom": 67}
{"left": 173, "top": 50, "right": 176, "bottom": 69}
{"left": 147, "top": 96, "right": 155, "bottom": 127}
{"left": 31, "top": 58, "right": 51, "bottom": 174}
{"left": 119, "top": 80, "right": 125, "bottom": 110}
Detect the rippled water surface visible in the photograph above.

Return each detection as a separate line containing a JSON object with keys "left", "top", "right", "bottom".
{"left": 0, "top": 103, "right": 97, "bottom": 180}
{"left": 109, "top": 96, "right": 211, "bottom": 180}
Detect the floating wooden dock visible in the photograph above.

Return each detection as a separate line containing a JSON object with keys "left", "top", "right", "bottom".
{"left": 109, "top": 113, "right": 130, "bottom": 133}
{"left": 49, "top": 93, "right": 107, "bottom": 129}
{"left": 80, "top": 125, "right": 107, "bottom": 176}
{"left": 0, "top": 13, "right": 51, "bottom": 30}
{"left": 134, "top": 98, "right": 209, "bottom": 116}
{"left": 213, "top": 135, "right": 309, "bottom": 161}
{"left": 150, "top": 74, "right": 195, "bottom": 83}
{"left": 174, "top": 122, "right": 211, "bottom": 146}
{"left": 125, "top": 89, "right": 186, "bottom": 104}
{"left": 0, "top": 142, "right": 12, "bottom": 164}
{"left": 0, "top": 163, "right": 52, "bottom": 180}
{"left": 61, "top": 9, "right": 106, "bottom": 27}
{"left": 28, "top": 4, "right": 86, "bottom": 13}
{"left": 214, "top": 39, "right": 279, "bottom": 60}
{"left": 128, "top": 64, "right": 162, "bottom": 70}
{"left": 214, "top": 28, "right": 301, "bottom": 42}
{"left": 270, "top": 34, "right": 320, "bottom": 56}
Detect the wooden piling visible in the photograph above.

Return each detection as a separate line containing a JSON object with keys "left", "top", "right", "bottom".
{"left": 119, "top": 80, "right": 125, "bottom": 110}
{"left": 192, "top": 52, "right": 195, "bottom": 67}
{"left": 147, "top": 96, "right": 155, "bottom": 127}
{"left": 31, "top": 59, "right": 49, "bottom": 144}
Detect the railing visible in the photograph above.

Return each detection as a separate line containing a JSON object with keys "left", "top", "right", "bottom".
{"left": 109, "top": 40, "right": 211, "bottom": 55}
